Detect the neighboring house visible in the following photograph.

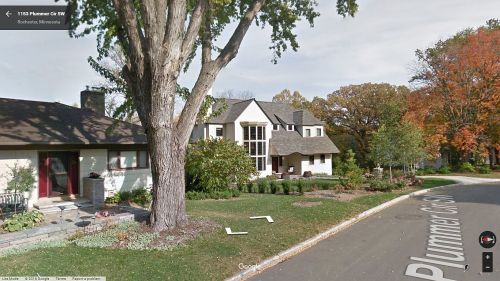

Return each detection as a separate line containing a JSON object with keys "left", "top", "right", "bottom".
{"left": 191, "top": 98, "right": 340, "bottom": 177}
{"left": 0, "top": 89, "right": 152, "bottom": 208}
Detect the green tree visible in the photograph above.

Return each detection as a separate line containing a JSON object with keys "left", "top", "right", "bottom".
{"left": 65, "top": 0, "right": 358, "bottom": 231}
{"left": 186, "top": 139, "right": 257, "bottom": 192}
{"left": 334, "top": 149, "right": 364, "bottom": 189}
{"left": 370, "top": 122, "right": 426, "bottom": 180}
{"left": 272, "top": 89, "right": 310, "bottom": 109}
{"left": 310, "top": 83, "right": 409, "bottom": 167}
{"left": 6, "top": 164, "right": 36, "bottom": 213}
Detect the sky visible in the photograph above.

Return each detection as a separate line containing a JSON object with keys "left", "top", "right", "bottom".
{"left": 0, "top": 0, "right": 499, "bottom": 106}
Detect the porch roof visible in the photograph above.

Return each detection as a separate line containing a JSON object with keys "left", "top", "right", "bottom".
{"left": 269, "top": 130, "right": 340, "bottom": 156}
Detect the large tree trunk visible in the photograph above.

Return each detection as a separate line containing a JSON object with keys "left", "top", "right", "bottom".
{"left": 147, "top": 79, "right": 188, "bottom": 231}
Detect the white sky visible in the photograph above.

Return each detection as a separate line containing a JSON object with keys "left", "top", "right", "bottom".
{"left": 0, "top": 0, "right": 498, "bottom": 105}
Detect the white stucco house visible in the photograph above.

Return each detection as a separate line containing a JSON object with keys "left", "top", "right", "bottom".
{"left": 191, "top": 98, "right": 340, "bottom": 178}
{"left": 0, "top": 89, "right": 152, "bottom": 209}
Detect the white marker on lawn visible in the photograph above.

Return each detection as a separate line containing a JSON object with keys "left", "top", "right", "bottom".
{"left": 225, "top": 227, "right": 248, "bottom": 235}
{"left": 250, "top": 216, "right": 274, "bottom": 223}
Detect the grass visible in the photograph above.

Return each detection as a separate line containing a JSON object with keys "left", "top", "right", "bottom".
{"left": 0, "top": 178, "right": 454, "bottom": 281}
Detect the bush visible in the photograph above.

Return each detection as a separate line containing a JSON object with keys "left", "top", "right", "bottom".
{"left": 237, "top": 183, "right": 244, "bottom": 192}
{"left": 105, "top": 193, "right": 121, "bottom": 204}
{"left": 459, "top": 162, "right": 476, "bottom": 173}
{"left": 297, "top": 180, "right": 304, "bottom": 194}
{"left": 131, "top": 188, "right": 153, "bottom": 206}
{"left": 366, "top": 179, "right": 396, "bottom": 192}
{"left": 257, "top": 180, "right": 268, "bottom": 194}
{"left": 436, "top": 165, "right": 451, "bottom": 174}
{"left": 335, "top": 150, "right": 364, "bottom": 190}
{"left": 246, "top": 182, "right": 254, "bottom": 193}
{"left": 269, "top": 181, "right": 278, "bottom": 194}
{"left": 477, "top": 165, "right": 491, "bottom": 174}
{"left": 282, "top": 180, "right": 291, "bottom": 195}
{"left": 186, "top": 139, "right": 257, "bottom": 192}
{"left": 120, "top": 191, "right": 132, "bottom": 202}
{"left": 2, "top": 210, "right": 44, "bottom": 232}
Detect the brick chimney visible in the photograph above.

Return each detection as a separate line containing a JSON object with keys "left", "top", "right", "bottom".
{"left": 80, "top": 86, "right": 105, "bottom": 115}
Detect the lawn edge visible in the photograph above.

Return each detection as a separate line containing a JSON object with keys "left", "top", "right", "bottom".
{"left": 225, "top": 182, "right": 459, "bottom": 281}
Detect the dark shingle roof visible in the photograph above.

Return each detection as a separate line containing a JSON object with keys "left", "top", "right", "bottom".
{"left": 208, "top": 99, "right": 253, "bottom": 124}
{"left": 269, "top": 130, "right": 340, "bottom": 156}
{"left": 0, "top": 98, "right": 147, "bottom": 146}
{"left": 207, "top": 98, "right": 324, "bottom": 125}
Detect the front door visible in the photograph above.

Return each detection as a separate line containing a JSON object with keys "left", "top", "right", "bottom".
{"left": 39, "top": 152, "right": 79, "bottom": 198}
{"left": 272, "top": 157, "right": 279, "bottom": 173}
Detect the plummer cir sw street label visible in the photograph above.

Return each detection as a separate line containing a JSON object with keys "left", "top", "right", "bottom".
{"left": 405, "top": 194, "right": 469, "bottom": 281}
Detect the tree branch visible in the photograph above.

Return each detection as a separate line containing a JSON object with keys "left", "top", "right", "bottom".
{"left": 215, "top": 0, "right": 266, "bottom": 68}
{"left": 180, "top": 0, "right": 207, "bottom": 63}
{"left": 112, "top": 0, "right": 146, "bottom": 76}
{"left": 161, "top": 0, "right": 187, "bottom": 66}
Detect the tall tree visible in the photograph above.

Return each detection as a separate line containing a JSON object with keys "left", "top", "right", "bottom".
{"left": 272, "top": 89, "right": 309, "bottom": 109}
{"left": 65, "top": 0, "right": 359, "bottom": 231}
{"left": 310, "top": 83, "right": 410, "bottom": 167}
{"left": 407, "top": 21, "right": 500, "bottom": 164}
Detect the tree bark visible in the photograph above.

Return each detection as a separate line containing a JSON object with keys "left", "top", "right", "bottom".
{"left": 147, "top": 79, "right": 188, "bottom": 231}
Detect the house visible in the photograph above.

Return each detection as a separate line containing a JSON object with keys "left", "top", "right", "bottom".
{"left": 0, "top": 89, "right": 152, "bottom": 208}
{"left": 191, "top": 98, "right": 340, "bottom": 177}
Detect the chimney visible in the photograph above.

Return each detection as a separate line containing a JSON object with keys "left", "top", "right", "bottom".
{"left": 80, "top": 86, "right": 105, "bottom": 115}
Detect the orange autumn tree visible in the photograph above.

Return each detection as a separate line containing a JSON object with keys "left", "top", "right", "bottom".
{"left": 407, "top": 20, "right": 500, "bottom": 165}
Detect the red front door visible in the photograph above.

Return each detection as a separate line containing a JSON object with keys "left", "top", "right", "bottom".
{"left": 38, "top": 152, "right": 79, "bottom": 198}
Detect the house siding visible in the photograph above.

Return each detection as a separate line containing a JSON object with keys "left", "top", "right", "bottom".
{"left": 80, "top": 149, "right": 152, "bottom": 197}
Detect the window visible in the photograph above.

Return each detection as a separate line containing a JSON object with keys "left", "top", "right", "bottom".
{"left": 320, "top": 154, "right": 326, "bottom": 163}
{"left": 216, "top": 128, "right": 223, "bottom": 137}
{"left": 309, "top": 155, "right": 314, "bottom": 165}
{"left": 287, "top": 124, "right": 294, "bottom": 131}
{"left": 108, "top": 150, "right": 149, "bottom": 170}
{"left": 317, "top": 128, "right": 322, "bottom": 136}
{"left": 273, "top": 124, "right": 279, "bottom": 131}
{"left": 278, "top": 156, "right": 283, "bottom": 167}
{"left": 305, "top": 129, "right": 311, "bottom": 137}
{"left": 243, "top": 125, "right": 267, "bottom": 171}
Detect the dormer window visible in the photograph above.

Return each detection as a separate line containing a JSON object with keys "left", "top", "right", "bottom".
{"left": 273, "top": 124, "right": 279, "bottom": 131}
{"left": 305, "top": 129, "right": 311, "bottom": 137}
{"left": 287, "top": 124, "right": 294, "bottom": 131}
{"left": 317, "top": 128, "right": 322, "bottom": 136}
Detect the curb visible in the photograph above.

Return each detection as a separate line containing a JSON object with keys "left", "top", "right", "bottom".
{"left": 225, "top": 183, "right": 458, "bottom": 281}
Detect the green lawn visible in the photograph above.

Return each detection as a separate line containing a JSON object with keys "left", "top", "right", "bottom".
{"left": 0, "top": 178, "right": 454, "bottom": 281}
{"left": 442, "top": 171, "right": 500, "bottom": 179}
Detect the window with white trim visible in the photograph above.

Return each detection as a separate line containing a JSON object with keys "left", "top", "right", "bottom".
{"left": 305, "top": 129, "right": 311, "bottom": 137}
{"left": 320, "top": 154, "right": 326, "bottom": 163}
{"left": 309, "top": 155, "right": 314, "bottom": 165}
{"left": 108, "top": 150, "right": 149, "bottom": 170}
{"left": 243, "top": 125, "right": 267, "bottom": 171}
{"left": 317, "top": 128, "right": 322, "bottom": 136}
{"left": 216, "top": 127, "right": 223, "bottom": 137}
{"left": 273, "top": 124, "right": 279, "bottom": 131}
{"left": 287, "top": 124, "right": 294, "bottom": 131}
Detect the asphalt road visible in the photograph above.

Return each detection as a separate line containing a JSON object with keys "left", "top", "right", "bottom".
{"left": 248, "top": 179, "right": 500, "bottom": 281}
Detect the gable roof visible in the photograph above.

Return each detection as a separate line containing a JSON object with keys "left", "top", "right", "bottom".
{"left": 207, "top": 98, "right": 324, "bottom": 126}
{"left": 269, "top": 130, "right": 340, "bottom": 156}
{"left": 0, "top": 97, "right": 147, "bottom": 146}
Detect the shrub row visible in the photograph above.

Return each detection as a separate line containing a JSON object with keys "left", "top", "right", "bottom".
{"left": 416, "top": 163, "right": 492, "bottom": 175}
{"left": 242, "top": 179, "right": 339, "bottom": 195}
{"left": 186, "top": 189, "right": 240, "bottom": 200}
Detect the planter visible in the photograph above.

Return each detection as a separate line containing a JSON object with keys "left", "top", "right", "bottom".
{"left": 83, "top": 177, "right": 105, "bottom": 208}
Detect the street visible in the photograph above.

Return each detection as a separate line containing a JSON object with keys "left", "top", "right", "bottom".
{"left": 249, "top": 178, "right": 500, "bottom": 281}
